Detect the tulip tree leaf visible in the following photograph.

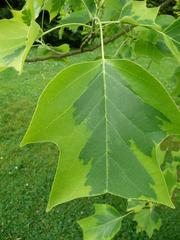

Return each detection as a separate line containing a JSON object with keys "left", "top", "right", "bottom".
{"left": 21, "top": 59, "right": 180, "bottom": 210}
{"left": 134, "top": 207, "right": 162, "bottom": 238}
{"left": 0, "top": 20, "right": 40, "bottom": 73}
{"left": 78, "top": 204, "right": 124, "bottom": 240}
{"left": 120, "top": 0, "right": 159, "bottom": 26}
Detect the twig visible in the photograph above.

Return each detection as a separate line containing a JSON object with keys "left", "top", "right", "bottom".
{"left": 26, "top": 26, "right": 134, "bottom": 62}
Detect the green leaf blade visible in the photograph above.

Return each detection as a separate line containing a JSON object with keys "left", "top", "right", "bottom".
{"left": 78, "top": 204, "right": 123, "bottom": 240}
{"left": 120, "top": 0, "right": 159, "bottom": 26}
{"left": 43, "top": 0, "right": 65, "bottom": 21}
{"left": 0, "top": 20, "right": 40, "bottom": 73}
{"left": 164, "top": 18, "right": 180, "bottom": 44}
{"left": 134, "top": 207, "right": 162, "bottom": 238}
{"left": 21, "top": 59, "right": 180, "bottom": 210}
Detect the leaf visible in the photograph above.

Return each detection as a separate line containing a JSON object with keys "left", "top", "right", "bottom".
{"left": 163, "top": 35, "right": 180, "bottom": 64}
{"left": 68, "top": 0, "right": 82, "bottom": 10}
{"left": 58, "top": 9, "right": 91, "bottom": 33}
{"left": 81, "top": 0, "right": 96, "bottom": 16}
{"left": 158, "top": 136, "right": 179, "bottom": 197}
{"left": 0, "top": 20, "right": 40, "bottom": 73}
{"left": 120, "top": 0, "right": 159, "bottom": 26}
{"left": 156, "top": 15, "right": 175, "bottom": 29}
{"left": 43, "top": 0, "right": 65, "bottom": 21}
{"left": 37, "top": 44, "right": 69, "bottom": 58}
{"left": 53, "top": 44, "right": 70, "bottom": 52}
{"left": 137, "top": 56, "right": 179, "bottom": 90}
{"left": 21, "top": 59, "right": 180, "bottom": 210}
{"left": 173, "top": 67, "right": 180, "bottom": 97}
{"left": 157, "top": 18, "right": 180, "bottom": 64}
{"left": 78, "top": 204, "right": 124, "bottom": 240}
{"left": 60, "top": 9, "right": 91, "bottom": 25}
{"left": 24, "top": 0, "right": 44, "bottom": 19}
{"left": 163, "top": 161, "right": 179, "bottom": 197}
{"left": 134, "top": 207, "right": 162, "bottom": 238}
{"left": 134, "top": 39, "right": 168, "bottom": 63}
{"left": 127, "top": 199, "right": 146, "bottom": 213}
{"left": 164, "top": 18, "right": 180, "bottom": 44}
{"left": 12, "top": 0, "right": 44, "bottom": 24}
{"left": 102, "top": 0, "right": 128, "bottom": 21}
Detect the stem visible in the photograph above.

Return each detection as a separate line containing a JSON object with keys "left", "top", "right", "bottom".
{"left": 96, "top": 17, "right": 105, "bottom": 61}
{"left": 101, "top": 20, "right": 120, "bottom": 25}
{"left": 96, "top": 17, "right": 108, "bottom": 190}
{"left": 99, "top": 0, "right": 105, "bottom": 9}
{"left": 96, "top": 0, "right": 105, "bottom": 18}
{"left": 41, "top": 23, "right": 92, "bottom": 37}
{"left": 41, "top": 10, "right": 45, "bottom": 42}
{"left": 80, "top": 20, "right": 96, "bottom": 50}
{"left": 114, "top": 39, "right": 127, "bottom": 57}
{"left": 4, "top": 0, "right": 12, "bottom": 9}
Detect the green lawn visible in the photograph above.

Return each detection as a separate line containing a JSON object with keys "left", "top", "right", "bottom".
{"left": 0, "top": 58, "right": 179, "bottom": 240}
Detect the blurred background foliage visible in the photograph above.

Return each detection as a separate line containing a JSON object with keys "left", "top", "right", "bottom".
{"left": 0, "top": 0, "right": 179, "bottom": 47}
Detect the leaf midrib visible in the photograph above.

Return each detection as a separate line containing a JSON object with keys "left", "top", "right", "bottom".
{"left": 103, "top": 59, "right": 109, "bottom": 192}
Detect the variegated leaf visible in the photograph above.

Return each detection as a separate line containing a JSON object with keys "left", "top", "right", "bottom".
{"left": 0, "top": 20, "right": 40, "bottom": 73}
{"left": 120, "top": 0, "right": 159, "bottom": 26}
{"left": 21, "top": 59, "right": 180, "bottom": 210}
{"left": 78, "top": 204, "right": 124, "bottom": 240}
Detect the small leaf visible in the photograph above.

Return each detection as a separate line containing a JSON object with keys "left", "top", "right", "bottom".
{"left": 43, "top": 0, "right": 65, "bottom": 21}
{"left": 53, "top": 44, "right": 70, "bottom": 52}
{"left": 134, "top": 207, "right": 162, "bottom": 238}
{"left": 78, "top": 204, "right": 124, "bottom": 240}
{"left": 60, "top": 9, "right": 91, "bottom": 25}
{"left": 12, "top": 0, "right": 44, "bottom": 24}
{"left": 127, "top": 199, "right": 146, "bottom": 213}
{"left": 37, "top": 44, "right": 70, "bottom": 56}
{"left": 163, "top": 161, "right": 179, "bottom": 197}
{"left": 120, "top": 0, "right": 159, "bottom": 26}
{"left": 163, "top": 35, "right": 180, "bottom": 64}
{"left": 24, "top": 0, "right": 44, "bottom": 19}
{"left": 0, "top": 20, "right": 40, "bottom": 73}
{"left": 21, "top": 59, "right": 180, "bottom": 210}
{"left": 102, "top": 0, "right": 128, "bottom": 21}
{"left": 157, "top": 18, "right": 180, "bottom": 64}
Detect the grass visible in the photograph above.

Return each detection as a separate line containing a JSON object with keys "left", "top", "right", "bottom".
{"left": 0, "top": 57, "right": 180, "bottom": 240}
